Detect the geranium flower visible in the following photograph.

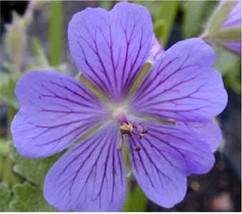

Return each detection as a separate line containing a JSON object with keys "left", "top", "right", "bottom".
{"left": 11, "top": 2, "right": 228, "bottom": 212}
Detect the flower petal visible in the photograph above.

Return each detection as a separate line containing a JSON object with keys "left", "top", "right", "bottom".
{"left": 147, "top": 35, "right": 164, "bottom": 64}
{"left": 131, "top": 38, "right": 228, "bottom": 122}
{"left": 11, "top": 70, "right": 108, "bottom": 158}
{"left": 44, "top": 124, "right": 126, "bottom": 211}
{"left": 68, "top": 2, "right": 153, "bottom": 100}
{"left": 127, "top": 121, "right": 215, "bottom": 208}
{"left": 182, "top": 119, "right": 223, "bottom": 152}
{"left": 223, "top": 41, "right": 241, "bottom": 54}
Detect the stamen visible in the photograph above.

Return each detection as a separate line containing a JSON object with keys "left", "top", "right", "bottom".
{"left": 120, "top": 122, "right": 134, "bottom": 135}
{"left": 134, "top": 146, "right": 141, "bottom": 152}
{"left": 117, "top": 122, "right": 148, "bottom": 150}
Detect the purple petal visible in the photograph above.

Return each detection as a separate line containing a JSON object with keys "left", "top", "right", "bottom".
{"left": 44, "top": 124, "right": 126, "bottom": 211}
{"left": 11, "top": 70, "right": 108, "bottom": 158}
{"left": 68, "top": 2, "right": 153, "bottom": 100}
{"left": 222, "top": 41, "right": 241, "bottom": 54}
{"left": 130, "top": 38, "right": 228, "bottom": 122}
{"left": 127, "top": 121, "right": 215, "bottom": 208}
{"left": 182, "top": 120, "right": 223, "bottom": 152}
{"left": 147, "top": 35, "right": 164, "bottom": 64}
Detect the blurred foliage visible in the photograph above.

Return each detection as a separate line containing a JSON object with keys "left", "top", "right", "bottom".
{"left": 182, "top": 1, "right": 215, "bottom": 38}
{"left": 0, "top": 182, "right": 12, "bottom": 211}
{"left": 0, "top": 0, "right": 241, "bottom": 212}
{"left": 49, "top": 1, "right": 63, "bottom": 66}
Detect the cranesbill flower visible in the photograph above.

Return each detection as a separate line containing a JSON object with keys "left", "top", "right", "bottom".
{"left": 11, "top": 2, "right": 228, "bottom": 212}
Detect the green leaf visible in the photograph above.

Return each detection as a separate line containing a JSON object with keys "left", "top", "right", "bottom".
{"left": 207, "top": 1, "right": 237, "bottom": 35}
{"left": 0, "top": 75, "right": 19, "bottom": 109}
{"left": 182, "top": 1, "right": 212, "bottom": 38}
{"left": 123, "top": 182, "right": 147, "bottom": 212}
{"left": 214, "top": 28, "right": 241, "bottom": 42}
{"left": 49, "top": 1, "right": 63, "bottom": 66}
{"left": 0, "top": 182, "right": 12, "bottom": 211}
{"left": 10, "top": 147, "right": 61, "bottom": 186}
{"left": 9, "top": 183, "right": 55, "bottom": 211}
{"left": 31, "top": 37, "right": 49, "bottom": 67}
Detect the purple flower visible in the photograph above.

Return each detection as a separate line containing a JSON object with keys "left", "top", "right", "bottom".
{"left": 11, "top": 2, "right": 228, "bottom": 212}
{"left": 221, "top": 0, "right": 241, "bottom": 54}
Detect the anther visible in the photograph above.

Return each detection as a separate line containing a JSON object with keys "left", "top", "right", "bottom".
{"left": 120, "top": 122, "right": 133, "bottom": 135}
{"left": 134, "top": 146, "right": 141, "bottom": 152}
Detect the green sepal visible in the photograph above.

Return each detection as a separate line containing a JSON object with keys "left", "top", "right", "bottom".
{"left": 214, "top": 28, "right": 241, "bottom": 42}
{"left": 128, "top": 62, "right": 152, "bottom": 98}
{"left": 122, "top": 182, "right": 147, "bottom": 212}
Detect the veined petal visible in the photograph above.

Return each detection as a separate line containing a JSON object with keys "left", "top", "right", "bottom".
{"left": 147, "top": 35, "right": 164, "bottom": 64}
{"left": 11, "top": 70, "right": 108, "bottom": 158}
{"left": 131, "top": 38, "right": 228, "bottom": 122}
{"left": 44, "top": 124, "right": 126, "bottom": 211}
{"left": 127, "top": 121, "right": 215, "bottom": 208}
{"left": 68, "top": 2, "right": 153, "bottom": 100}
{"left": 182, "top": 120, "right": 223, "bottom": 152}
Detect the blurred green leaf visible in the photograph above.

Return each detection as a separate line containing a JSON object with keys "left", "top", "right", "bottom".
{"left": 214, "top": 44, "right": 241, "bottom": 93}
{"left": 123, "top": 182, "right": 147, "bottom": 212}
{"left": 154, "top": 1, "right": 180, "bottom": 47}
{"left": 182, "top": 1, "right": 211, "bottom": 38}
{"left": 0, "top": 75, "right": 19, "bottom": 109}
{"left": 31, "top": 37, "right": 50, "bottom": 68}
{"left": 0, "top": 182, "right": 12, "bottom": 211}
{"left": 10, "top": 147, "right": 61, "bottom": 186}
{"left": 49, "top": 1, "right": 63, "bottom": 66}
{"left": 0, "top": 141, "right": 21, "bottom": 186}
{"left": 9, "top": 183, "right": 55, "bottom": 211}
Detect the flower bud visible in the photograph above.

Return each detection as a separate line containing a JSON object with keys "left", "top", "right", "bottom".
{"left": 203, "top": 0, "right": 241, "bottom": 54}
